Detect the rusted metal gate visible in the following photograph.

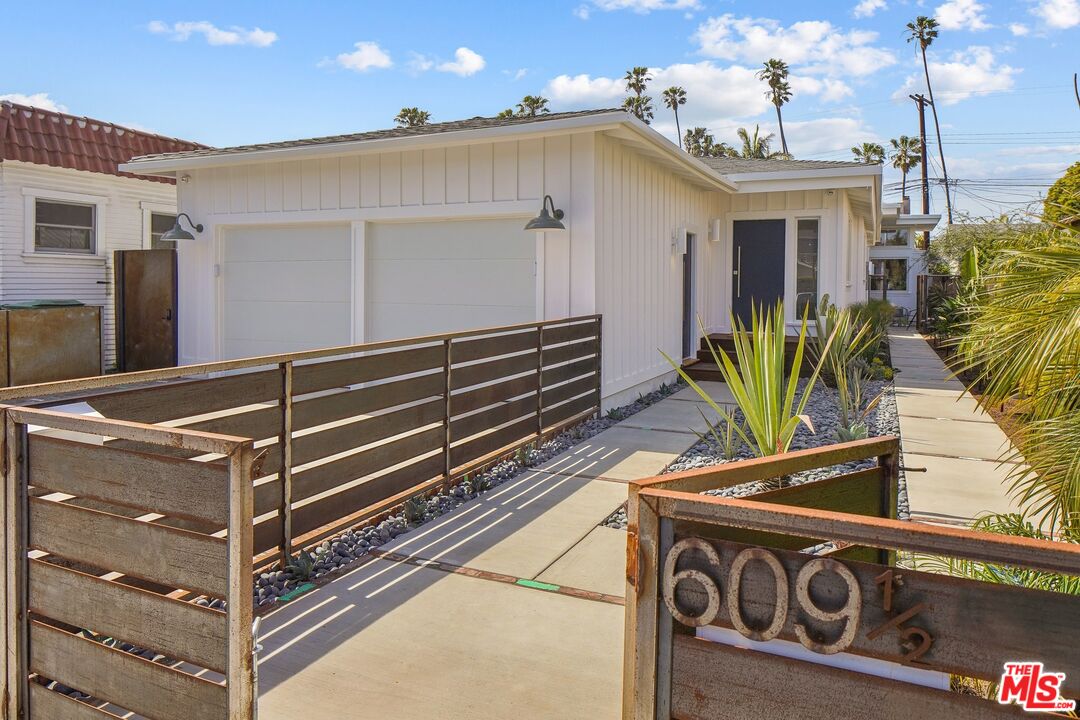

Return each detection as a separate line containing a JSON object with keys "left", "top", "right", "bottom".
{"left": 1, "top": 406, "right": 255, "bottom": 720}
{"left": 624, "top": 437, "right": 1080, "bottom": 719}
{"left": 114, "top": 249, "right": 178, "bottom": 372}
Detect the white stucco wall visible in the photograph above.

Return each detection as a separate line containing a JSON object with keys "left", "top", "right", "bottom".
{"left": 0, "top": 160, "right": 177, "bottom": 369}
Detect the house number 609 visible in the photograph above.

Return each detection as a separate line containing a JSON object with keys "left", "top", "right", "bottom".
{"left": 661, "top": 538, "right": 863, "bottom": 655}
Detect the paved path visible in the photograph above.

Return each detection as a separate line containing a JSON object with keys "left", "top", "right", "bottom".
{"left": 256, "top": 383, "right": 733, "bottom": 720}
{"left": 889, "top": 330, "right": 1026, "bottom": 526}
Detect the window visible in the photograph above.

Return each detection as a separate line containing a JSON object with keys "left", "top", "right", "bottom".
{"left": 870, "top": 259, "right": 908, "bottom": 291}
{"left": 150, "top": 212, "right": 177, "bottom": 249}
{"left": 795, "top": 219, "right": 819, "bottom": 318}
{"left": 877, "top": 228, "right": 909, "bottom": 246}
{"left": 35, "top": 200, "right": 95, "bottom": 254}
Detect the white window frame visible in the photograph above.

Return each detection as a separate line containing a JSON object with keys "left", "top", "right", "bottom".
{"left": 22, "top": 187, "right": 109, "bottom": 261}
{"left": 140, "top": 201, "right": 178, "bottom": 250}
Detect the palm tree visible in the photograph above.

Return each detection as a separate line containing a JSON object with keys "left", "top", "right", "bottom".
{"left": 889, "top": 135, "right": 922, "bottom": 205}
{"left": 394, "top": 107, "right": 431, "bottom": 128}
{"left": 736, "top": 125, "right": 782, "bottom": 159}
{"left": 906, "top": 16, "right": 953, "bottom": 224}
{"left": 495, "top": 108, "right": 515, "bottom": 119}
{"left": 662, "top": 87, "right": 687, "bottom": 148}
{"left": 683, "top": 127, "right": 732, "bottom": 158}
{"left": 624, "top": 66, "right": 650, "bottom": 96}
{"left": 757, "top": 59, "right": 792, "bottom": 155}
{"left": 852, "top": 142, "right": 886, "bottom": 164}
{"left": 516, "top": 95, "right": 550, "bottom": 117}
{"left": 623, "top": 95, "right": 654, "bottom": 124}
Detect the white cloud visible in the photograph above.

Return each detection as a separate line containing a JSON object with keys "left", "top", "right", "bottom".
{"left": 783, "top": 118, "right": 878, "bottom": 157}
{"left": 503, "top": 68, "right": 529, "bottom": 81}
{"left": 1009, "top": 22, "right": 1031, "bottom": 35}
{"left": 573, "top": 5, "right": 592, "bottom": 19}
{"left": 894, "top": 46, "right": 1020, "bottom": 104}
{"left": 853, "top": 0, "right": 887, "bottom": 18}
{"left": 436, "top": 47, "right": 486, "bottom": 76}
{"left": 407, "top": 52, "right": 434, "bottom": 73}
{"left": 148, "top": 20, "right": 277, "bottom": 47}
{"left": 693, "top": 15, "right": 896, "bottom": 78}
{"left": 0, "top": 92, "right": 67, "bottom": 112}
{"left": 584, "top": 0, "right": 701, "bottom": 13}
{"left": 1031, "top": 0, "right": 1080, "bottom": 28}
{"left": 934, "top": 0, "right": 992, "bottom": 30}
{"left": 335, "top": 41, "right": 393, "bottom": 72}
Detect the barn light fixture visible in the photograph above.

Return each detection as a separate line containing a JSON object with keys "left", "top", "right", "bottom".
{"left": 161, "top": 213, "right": 204, "bottom": 241}
{"left": 525, "top": 195, "right": 565, "bottom": 231}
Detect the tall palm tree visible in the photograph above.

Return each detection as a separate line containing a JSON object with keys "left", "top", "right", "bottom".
{"left": 736, "top": 125, "right": 781, "bottom": 159}
{"left": 624, "top": 66, "right": 651, "bottom": 96}
{"left": 906, "top": 16, "right": 953, "bottom": 224}
{"left": 683, "top": 127, "right": 732, "bottom": 158}
{"left": 394, "top": 107, "right": 431, "bottom": 128}
{"left": 889, "top": 135, "right": 922, "bottom": 205}
{"left": 662, "top": 87, "right": 687, "bottom": 148}
{"left": 757, "top": 59, "right": 792, "bottom": 155}
{"left": 622, "top": 66, "right": 654, "bottom": 125}
{"left": 516, "top": 95, "right": 550, "bottom": 117}
{"left": 852, "top": 142, "right": 886, "bottom": 164}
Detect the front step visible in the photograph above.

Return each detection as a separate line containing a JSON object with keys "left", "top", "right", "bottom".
{"left": 692, "top": 334, "right": 815, "bottom": 378}
{"left": 683, "top": 360, "right": 726, "bottom": 383}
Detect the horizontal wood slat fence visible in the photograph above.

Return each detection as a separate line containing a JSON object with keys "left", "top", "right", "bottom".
{"left": 623, "top": 436, "right": 1080, "bottom": 720}
{"left": 0, "top": 315, "right": 602, "bottom": 571}
{"left": 2, "top": 406, "right": 255, "bottom": 720}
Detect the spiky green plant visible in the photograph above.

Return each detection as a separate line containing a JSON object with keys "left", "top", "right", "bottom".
{"left": 403, "top": 494, "right": 427, "bottom": 525}
{"left": 808, "top": 294, "right": 881, "bottom": 385}
{"left": 662, "top": 304, "right": 833, "bottom": 457}
{"left": 286, "top": 550, "right": 317, "bottom": 581}
{"left": 693, "top": 406, "right": 743, "bottom": 460}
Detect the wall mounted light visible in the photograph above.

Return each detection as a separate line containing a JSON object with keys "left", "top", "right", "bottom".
{"left": 160, "top": 212, "right": 204, "bottom": 241}
{"left": 525, "top": 195, "right": 565, "bottom": 231}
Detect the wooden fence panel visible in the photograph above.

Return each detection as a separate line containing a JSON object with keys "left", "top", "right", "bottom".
{"left": 292, "top": 374, "right": 444, "bottom": 430}
{"left": 449, "top": 354, "right": 536, "bottom": 391}
{"left": 453, "top": 329, "right": 539, "bottom": 363}
{"left": 292, "top": 345, "right": 444, "bottom": 396}
{"left": 541, "top": 320, "right": 600, "bottom": 346}
{"left": 85, "top": 370, "right": 280, "bottom": 424}
{"left": 291, "top": 399, "right": 444, "bottom": 467}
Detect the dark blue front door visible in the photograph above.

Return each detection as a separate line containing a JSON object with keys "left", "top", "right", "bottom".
{"left": 732, "top": 220, "right": 786, "bottom": 327}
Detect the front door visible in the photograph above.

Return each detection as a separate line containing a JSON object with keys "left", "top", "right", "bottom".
{"left": 732, "top": 219, "right": 786, "bottom": 327}
{"left": 114, "top": 249, "right": 178, "bottom": 371}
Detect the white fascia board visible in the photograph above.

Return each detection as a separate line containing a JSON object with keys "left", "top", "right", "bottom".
{"left": 121, "top": 112, "right": 630, "bottom": 176}
{"left": 618, "top": 117, "right": 738, "bottom": 192}
{"left": 896, "top": 213, "right": 942, "bottom": 231}
{"left": 732, "top": 174, "right": 880, "bottom": 194}
{"left": 724, "top": 165, "right": 882, "bottom": 183}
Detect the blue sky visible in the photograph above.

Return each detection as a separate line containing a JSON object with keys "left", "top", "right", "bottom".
{"left": 4, "top": 0, "right": 1078, "bottom": 218}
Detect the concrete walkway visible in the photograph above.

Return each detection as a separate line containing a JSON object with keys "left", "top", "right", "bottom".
{"left": 889, "top": 330, "right": 1026, "bottom": 526}
{"left": 255, "top": 383, "right": 733, "bottom": 720}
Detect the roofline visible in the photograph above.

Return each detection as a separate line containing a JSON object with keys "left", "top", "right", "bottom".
{"left": 896, "top": 213, "right": 942, "bottom": 228}
{"left": 616, "top": 115, "right": 737, "bottom": 192}
{"left": 720, "top": 164, "right": 883, "bottom": 183}
{"left": 0, "top": 100, "right": 204, "bottom": 148}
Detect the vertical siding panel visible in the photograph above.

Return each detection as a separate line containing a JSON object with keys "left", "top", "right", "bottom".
{"left": 339, "top": 156, "right": 360, "bottom": 209}
{"left": 401, "top": 150, "right": 422, "bottom": 206}
{"left": 517, "top": 138, "right": 543, "bottom": 201}
{"left": 211, "top": 168, "right": 229, "bottom": 215}
{"left": 422, "top": 148, "right": 445, "bottom": 205}
{"left": 805, "top": 189, "right": 823, "bottom": 209}
{"left": 300, "top": 159, "right": 320, "bottom": 210}
{"left": 195, "top": 169, "right": 213, "bottom": 215}
{"left": 359, "top": 155, "right": 379, "bottom": 208}
{"left": 492, "top": 141, "right": 517, "bottom": 202}
{"left": 265, "top": 162, "right": 283, "bottom": 212}
{"left": 767, "top": 191, "right": 785, "bottom": 211}
{"left": 282, "top": 161, "right": 301, "bottom": 211}
{"left": 569, "top": 133, "right": 594, "bottom": 315}
{"left": 787, "top": 190, "right": 805, "bottom": 211}
{"left": 246, "top": 164, "right": 266, "bottom": 213}
{"left": 468, "top": 144, "right": 493, "bottom": 203}
{"left": 750, "top": 193, "right": 767, "bottom": 212}
{"left": 228, "top": 167, "right": 246, "bottom": 214}
{"left": 543, "top": 135, "right": 571, "bottom": 318}
{"left": 445, "top": 146, "right": 468, "bottom": 204}
{"left": 379, "top": 153, "right": 401, "bottom": 206}
{"left": 319, "top": 158, "right": 339, "bottom": 210}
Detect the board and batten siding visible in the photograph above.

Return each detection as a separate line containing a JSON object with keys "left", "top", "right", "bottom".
{"left": 0, "top": 160, "right": 177, "bottom": 370}
{"left": 173, "top": 133, "right": 599, "bottom": 367}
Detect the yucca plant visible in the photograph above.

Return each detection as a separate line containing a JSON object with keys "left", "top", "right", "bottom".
{"left": 808, "top": 294, "right": 881, "bottom": 386}
{"left": 693, "top": 406, "right": 743, "bottom": 461}
{"left": 663, "top": 304, "right": 833, "bottom": 457}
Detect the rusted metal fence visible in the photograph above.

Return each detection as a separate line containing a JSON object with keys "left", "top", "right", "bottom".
{"left": 2, "top": 406, "right": 255, "bottom": 720}
{"left": 624, "top": 437, "right": 1080, "bottom": 719}
{"left": 0, "top": 315, "right": 601, "bottom": 569}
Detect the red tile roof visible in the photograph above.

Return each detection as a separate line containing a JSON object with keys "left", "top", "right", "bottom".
{"left": 0, "top": 102, "right": 207, "bottom": 184}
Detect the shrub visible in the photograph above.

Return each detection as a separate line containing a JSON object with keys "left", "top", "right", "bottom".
{"left": 848, "top": 299, "right": 894, "bottom": 342}
{"left": 808, "top": 295, "right": 881, "bottom": 386}
{"left": 1044, "top": 161, "right": 1080, "bottom": 228}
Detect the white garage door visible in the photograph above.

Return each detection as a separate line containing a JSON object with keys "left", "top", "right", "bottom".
{"left": 366, "top": 218, "right": 536, "bottom": 342}
{"left": 222, "top": 225, "right": 352, "bottom": 359}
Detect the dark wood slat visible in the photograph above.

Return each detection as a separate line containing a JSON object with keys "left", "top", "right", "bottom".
{"left": 28, "top": 559, "right": 228, "bottom": 674}
{"left": 541, "top": 320, "right": 599, "bottom": 346}
{"left": 28, "top": 435, "right": 229, "bottom": 526}
{"left": 541, "top": 374, "right": 597, "bottom": 409}
{"left": 452, "top": 375, "right": 536, "bottom": 415}
{"left": 449, "top": 353, "right": 536, "bottom": 391}
{"left": 541, "top": 338, "right": 598, "bottom": 367}
{"left": 29, "top": 622, "right": 228, "bottom": 720}
{"left": 452, "top": 330, "right": 538, "bottom": 363}
{"left": 85, "top": 370, "right": 280, "bottom": 424}
{"left": 450, "top": 416, "right": 536, "bottom": 469}
{"left": 541, "top": 356, "right": 598, "bottom": 387}
{"left": 254, "top": 514, "right": 283, "bottom": 557}
{"left": 179, "top": 404, "right": 281, "bottom": 441}
{"left": 291, "top": 426, "right": 446, "bottom": 504}
{"left": 450, "top": 396, "right": 537, "bottom": 441}
{"left": 29, "top": 498, "right": 227, "bottom": 598}
{"left": 292, "top": 374, "right": 445, "bottom": 431}
{"left": 541, "top": 394, "right": 597, "bottom": 429}
{"left": 29, "top": 682, "right": 125, "bottom": 720}
{"left": 670, "top": 635, "right": 1024, "bottom": 720}
{"left": 291, "top": 399, "right": 444, "bottom": 467}
{"left": 254, "top": 477, "right": 283, "bottom": 517}
{"left": 292, "top": 345, "right": 444, "bottom": 396}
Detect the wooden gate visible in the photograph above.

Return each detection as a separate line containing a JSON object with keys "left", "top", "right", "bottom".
{"left": 624, "top": 438, "right": 1080, "bottom": 719}
{"left": 2, "top": 406, "right": 255, "bottom": 720}
{"left": 114, "top": 249, "right": 178, "bottom": 372}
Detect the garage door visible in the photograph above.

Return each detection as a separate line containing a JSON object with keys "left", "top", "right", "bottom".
{"left": 222, "top": 225, "right": 352, "bottom": 359}
{"left": 366, "top": 218, "right": 536, "bottom": 342}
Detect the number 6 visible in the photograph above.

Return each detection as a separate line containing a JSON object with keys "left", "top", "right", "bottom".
{"left": 662, "top": 538, "right": 721, "bottom": 627}
{"left": 794, "top": 558, "right": 862, "bottom": 655}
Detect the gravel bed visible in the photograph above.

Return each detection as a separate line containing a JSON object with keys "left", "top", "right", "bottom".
{"left": 253, "top": 380, "right": 684, "bottom": 607}
{"left": 601, "top": 377, "right": 906, "bottom": 531}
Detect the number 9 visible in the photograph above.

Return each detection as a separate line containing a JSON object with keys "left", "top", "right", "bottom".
{"left": 794, "top": 558, "right": 862, "bottom": 655}
{"left": 662, "top": 538, "right": 721, "bottom": 627}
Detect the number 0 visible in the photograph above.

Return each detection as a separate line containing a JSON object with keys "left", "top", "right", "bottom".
{"left": 726, "top": 548, "right": 789, "bottom": 642}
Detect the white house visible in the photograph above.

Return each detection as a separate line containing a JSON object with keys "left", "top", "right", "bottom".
{"left": 121, "top": 109, "right": 881, "bottom": 407}
{"left": 0, "top": 101, "right": 204, "bottom": 369}
{"left": 869, "top": 200, "right": 942, "bottom": 315}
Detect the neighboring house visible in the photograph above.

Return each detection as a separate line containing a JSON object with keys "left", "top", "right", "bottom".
{"left": 868, "top": 200, "right": 942, "bottom": 314}
{"left": 0, "top": 101, "right": 204, "bottom": 370}
{"left": 122, "top": 109, "right": 881, "bottom": 407}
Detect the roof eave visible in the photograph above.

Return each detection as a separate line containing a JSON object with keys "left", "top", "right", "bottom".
{"left": 722, "top": 164, "right": 883, "bottom": 183}
{"left": 618, "top": 117, "right": 738, "bottom": 192}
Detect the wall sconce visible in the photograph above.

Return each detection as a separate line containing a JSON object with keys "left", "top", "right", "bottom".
{"left": 525, "top": 195, "right": 566, "bottom": 231}
{"left": 160, "top": 212, "right": 204, "bottom": 241}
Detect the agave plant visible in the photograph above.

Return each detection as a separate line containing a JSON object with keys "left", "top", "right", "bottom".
{"left": 663, "top": 304, "right": 833, "bottom": 457}
{"left": 403, "top": 494, "right": 428, "bottom": 526}
{"left": 286, "top": 550, "right": 317, "bottom": 581}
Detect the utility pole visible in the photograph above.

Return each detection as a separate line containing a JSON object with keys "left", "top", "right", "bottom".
{"left": 910, "top": 93, "right": 932, "bottom": 248}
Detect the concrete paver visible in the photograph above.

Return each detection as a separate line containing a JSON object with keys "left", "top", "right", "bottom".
{"left": 535, "top": 425, "right": 696, "bottom": 482}
{"left": 900, "top": 416, "right": 1012, "bottom": 461}
{"left": 536, "top": 526, "right": 628, "bottom": 598}
{"left": 893, "top": 386, "right": 994, "bottom": 423}
{"left": 616, "top": 397, "right": 727, "bottom": 435}
{"left": 668, "top": 380, "right": 736, "bottom": 406}
{"left": 904, "top": 452, "right": 1026, "bottom": 525}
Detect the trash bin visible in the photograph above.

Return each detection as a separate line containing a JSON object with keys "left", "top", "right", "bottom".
{"left": 0, "top": 301, "right": 101, "bottom": 387}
